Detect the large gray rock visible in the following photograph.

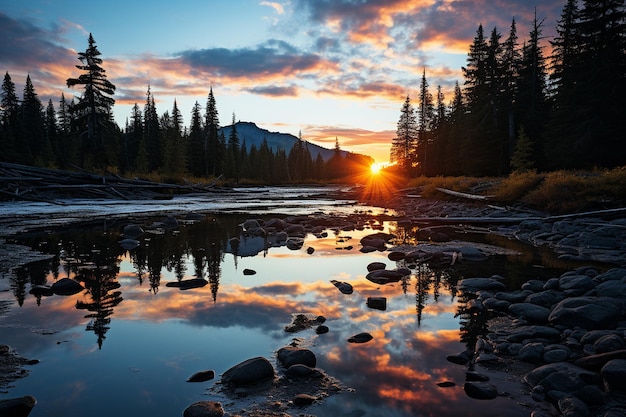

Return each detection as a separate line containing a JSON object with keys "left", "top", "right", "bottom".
{"left": 525, "top": 290, "right": 566, "bottom": 308}
{"left": 558, "top": 274, "right": 594, "bottom": 295}
{"left": 508, "top": 303, "right": 550, "bottom": 323}
{"left": 548, "top": 297, "right": 622, "bottom": 330}
{"left": 221, "top": 357, "right": 275, "bottom": 386}
{"left": 506, "top": 326, "right": 561, "bottom": 343}
{"left": 558, "top": 396, "right": 591, "bottom": 417}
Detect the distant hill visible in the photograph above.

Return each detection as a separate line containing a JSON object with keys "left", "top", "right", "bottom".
{"left": 218, "top": 121, "right": 346, "bottom": 162}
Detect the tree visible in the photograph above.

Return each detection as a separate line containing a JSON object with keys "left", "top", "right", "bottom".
{"left": 204, "top": 87, "right": 221, "bottom": 177}
{"left": 66, "top": 33, "right": 117, "bottom": 167}
{"left": 417, "top": 69, "right": 435, "bottom": 175}
{"left": 510, "top": 126, "right": 535, "bottom": 172}
{"left": 143, "top": 86, "right": 161, "bottom": 171}
{"left": 20, "top": 75, "right": 51, "bottom": 166}
{"left": 226, "top": 113, "right": 240, "bottom": 182}
{"left": 390, "top": 95, "right": 418, "bottom": 174}
{"left": 501, "top": 18, "right": 521, "bottom": 159}
{"left": 0, "top": 72, "right": 19, "bottom": 162}
{"left": 188, "top": 101, "right": 204, "bottom": 176}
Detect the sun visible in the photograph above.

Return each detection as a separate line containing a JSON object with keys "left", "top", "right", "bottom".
{"left": 370, "top": 162, "right": 384, "bottom": 175}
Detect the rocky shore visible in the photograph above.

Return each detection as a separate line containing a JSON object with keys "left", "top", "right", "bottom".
{"left": 1, "top": 188, "right": 626, "bottom": 416}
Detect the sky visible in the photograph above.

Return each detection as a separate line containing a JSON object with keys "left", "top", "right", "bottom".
{"left": 0, "top": 0, "right": 564, "bottom": 163}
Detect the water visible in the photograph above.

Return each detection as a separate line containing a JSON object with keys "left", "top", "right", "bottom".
{"left": 0, "top": 188, "right": 582, "bottom": 416}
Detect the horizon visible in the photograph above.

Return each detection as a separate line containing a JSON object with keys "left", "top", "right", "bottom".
{"left": 0, "top": 1, "right": 563, "bottom": 163}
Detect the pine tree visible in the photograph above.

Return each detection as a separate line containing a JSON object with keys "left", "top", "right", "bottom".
{"left": 390, "top": 95, "right": 418, "bottom": 174}
{"left": 45, "top": 99, "right": 58, "bottom": 167}
{"left": 188, "top": 101, "right": 204, "bottom": 176}
{"left": 0, "top": 72, "right": 19, "bottom": 162}
{"left": 20, "top": 75, "right": 51, "bottom": 166}
{"left": 510, "top": 126, "right": 535, "bottom": 172}
{"left": 417, "top": 69, "right": 435, "bottom": 175}
{"left": 204, "top": 87, "right": 221, "bottom": 177}
{"left": 227, "top": 113, "right": 240, "bottom": 182}
{"left": 143, "top": 86, "right": 161, "bottom": 171}
{"left": 66, "top": 33, "right": 116, "bottom": 167}
{"left": 501, "top": 18, "right": 521, "bottom": 159}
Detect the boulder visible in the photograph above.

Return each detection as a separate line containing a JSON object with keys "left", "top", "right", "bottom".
{"left": 548, "top": 297, "right": 622, "bottom": 330}
{"left": 243, "top": 269, "right": 256, "bottom": 276}
{"left": 506, "top": 326, "right": 561, "bottom": 343}
{"left": 221, "top": 357, "right": 275, "bottom": 386}
{"left": 525, "top": 290, "right": 566, "bottom": 308}
{"left": 366, "top": 269, "right": 405, "bottom": 285}
{"left": 366, "top": 297, "right": 387, "bottom": 311}
{"left": 51, "top": 278, "right": 84, "bottom": 295}
{"left": 594, "top": 334, "right": 625, "bottom": 354}
{"left": 0, "top": 396, "right": 37, "bottom": 417}
{"left": 558, "top": 396, "right": 591, "bottom": 417}
{"left": 387, "top": 251, "right": 405, "bottom": 261}
{"left": 366, "top": 262, "right": 387, "bottom": 272}
{"left": 601, "top": 359, "right": 626, "bottom": 392}
{"left": 508, "top": 303, "right": 550, "bottom": 323}
{"left": 183, "top": 401, "right": 224, "bottom": 417}
{"left": 463, "top": 381, "right": 498, "bottom": 399}
{"left": 123, "top": 224, "right": 144, "bottom": 239}
{"left": 293, "top": 393, "right": 317, "bottom": 406}
{"left": 165, "top": 278, "right": 208, "bottom": 290}
{"left": 558, "top": 274, "right": 595, "bottom": 295}
{"left": 277, "top": 347, "right": 316, "bottom": 368}
{"left": 524, "top": 362, "right": 602, "bottom": 396}
{"left": 285, "top": 364, "right": 323, "bottom": 379}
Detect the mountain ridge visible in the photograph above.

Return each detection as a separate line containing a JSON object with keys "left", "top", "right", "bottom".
{"left": 218, "top": 121, "right": 348, "bottom": 162}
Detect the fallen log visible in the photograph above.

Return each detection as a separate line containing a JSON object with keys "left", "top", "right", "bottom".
{"left": 436, "top": 187, "right": 493, "bottom": 201}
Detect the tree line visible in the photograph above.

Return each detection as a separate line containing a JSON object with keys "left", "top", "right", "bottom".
{"left": 0, "top": 34, "right": 371, "bottom": 183}
{"left": 391, "top": 0, "right": 626, "bottom": 177}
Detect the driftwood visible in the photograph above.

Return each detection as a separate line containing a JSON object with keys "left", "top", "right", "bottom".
{"left": 0, "top": 162, "right": 220, "bottom": 203}
{"left": 436, "top": 187, "right": 493, "bottom": 201}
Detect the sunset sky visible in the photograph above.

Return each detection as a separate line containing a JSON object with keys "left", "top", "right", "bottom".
{"left": 1, "top": 1, "right": 563, "bottom": 163}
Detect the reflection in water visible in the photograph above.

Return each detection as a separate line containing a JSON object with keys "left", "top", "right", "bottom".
{"left": 0, "top": 213, "right": 558, "bottom": 416}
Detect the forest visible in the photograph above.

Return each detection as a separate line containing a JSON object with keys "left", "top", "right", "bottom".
{"left": 390, "top": 0, "right": 625, "bottom": 177}
{"left": 0, "top": 0, "right": 624, "bottom": 183}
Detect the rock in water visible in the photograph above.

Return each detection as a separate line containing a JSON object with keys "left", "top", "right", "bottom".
{"left": 221, "top": 357, "right": 274, "bottom": 386}
{"left": 0, "top": 396, "right": 37, "bottom": 417}
{"left": 348, "top": 332, "right": 373, "bottom": 343}
{"left": 330, "top": 280, "right": 353, "bottom": 294}
{"left": 186, "top": 370, "right": 215, "bottom": 382}
{"left": 366, "top": 297, "right": 387, "bottom": 311}
{"left": 277, "top": 346, "right": 317, "bottom": 368}
{"left": 463, "top": 381, "right": 498, "bottom": 399}
{"left": 51, "top": 278, "right": 84, "bottom": 295}
{"left": 183, "top": 401, "right": 224, "bottom": 417}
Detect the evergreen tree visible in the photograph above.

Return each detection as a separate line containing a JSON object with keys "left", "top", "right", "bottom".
{"left": 45, "top": 99, "right": 58, "bottom": 167}
{"left": 417, "top": 69, "right": 435, "bottom": 175}
{"left": 188, "top": 101, "right": 204, "bottom": 176}
{"left": 66, "top": 33, "right": 117, "bottom": 167}
{"left": 258, "top": 137, "right": 272, "bottom": 182}
{"left": 516, "top": 10, "right": 549, "bottom": 170}
{"left": 227, "top": 114, "right": 240, "bottom": 182}
{"left": 501, "top": 18, "right": 521, "bottom": 160}
{"left": 204, "top": 87, "right": 221, "bottom": 177}
{"left": 390, "top": 95, "right": 418, "bottom": 174}
{"left": 20, "top": 75, "right": 51, "bottom": 166}
{"left": 143, "top": 86, "right": 161, "bottom": 171}
{"left": 0, "top": 72, "right": 19, "bottom": 162}
{"left": 510, "top": 126, "right": 535, "bottom": 172}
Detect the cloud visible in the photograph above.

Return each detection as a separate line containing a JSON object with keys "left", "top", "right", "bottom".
{"left": 248, "top": 84, "right": 299, "bottom": 97}
{"left": 260, "top": 1, "right": 286, "bottom": 15}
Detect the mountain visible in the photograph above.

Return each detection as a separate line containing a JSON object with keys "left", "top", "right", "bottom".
{"left": 218, "top": 121, "right": 345, "bottom": 162}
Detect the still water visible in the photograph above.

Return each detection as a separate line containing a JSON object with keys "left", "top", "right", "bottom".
{"left": 0, "top": 190, "right": 574, "bottom": 416}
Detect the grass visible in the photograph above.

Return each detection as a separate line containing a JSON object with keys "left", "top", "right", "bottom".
{"left": 406, "top": 167, "right": 626, "bottom": 214}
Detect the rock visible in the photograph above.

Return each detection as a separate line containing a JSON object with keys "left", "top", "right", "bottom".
{"left": 347, "top": 332, "right": 373, "bottom": 343}
{"left": 601, "top": 359, "right": 626, "bottom": 392}
{"left": 457, "top": 277, "right": 506, "bottom": 292}
{"left": 482, "top": 297, "right": 510, "bottom": 311}
{"left": 518, "top": 342, "right": 544, "bottom": 363}
{"left": 559, "top": 274, "right": 595, "bottom": 295}
{"left": 162, "top": 215, "right": 179, "bottom": 228}
{"left": 221, "top": 357, "right": 275, "bottom": 386}
{"left": 366, "top": 261, "right": 387, "bottom": 271}
{"left": 387, "top": 251, "right": 405, "bottom": 261}
{"left": 446, "top": 350, "right": 474, "bottom": 365}
{"left": 306, "top": 247, "right": 315, "bottom": 254}
{"left": 241, "top": 219, "right": 260, "bottom": 231}
{"left": 51, "top": 278, "right": 84, "bottom": 295}
{"left": 525, "top": 290, "right": 566, "bottom": 308}
{"left": 574, "top": 349, "right": 626, "bottom": 370}
{"left": 558, "top": 396, "right": 591, "bottom": 417}
{"left": 187, "top": 370, "right": 215, "bottom": 382}
{"left": 365, "top": 269, "right": 405, "bottom": 285}
{"left": 463, "top": 381, "right": 498, "bottom": 399}
{"left": 315, "top": 325, "right": 329, "bottom": 334}
{"left": 183, "top": 401, "right": 224, "bottom": 417}
{"left": 243, "top": 268, "right": 256, "bottom": 275}
{"left": 29, "top": 285, "right": 53, "bottom": 296}
{"left": 456, "top": 246, "right": 488, "bottom": 262}
{"left": 119, "top": 238, "right": 140, "bottom": 250}
{"left": 165, "top": 278, "right": 208, "bottom": 290}
{"left": 366, "top": 297, "right": 386, "bottom": 311}
{"left": 360, "top": 232, "right": 393, "bottom": 251}
{"left": 285, "top": 364, "right": 323, "bottom": 379}
{"left": 548, "top": 296, "right": 622, "bottom": 330}
{"left": 594, "top": 334, "right": 625, "bottom": 354}
{"left": 330, "top": 280, "right": 353, "bottom": 295}
{"left": 594, "top": 268, "right": 626, "bottom": 283}
{"left": 0, "top": 396, "right": 37, "bottom": 417}
{"left": 436, "top": 381, "right": 456, "bottom": 387}
{"left": 543, "top": 344, "right": 571, "bottom": 363}
{"left": 494, "top": 290, "right": 533, "bottom": 303}
{"left": 123, "top": 224, "right": 144, "bottom": 239}
{"left": 508, "top": 303, "right": 550, "bottom": 323}
{"left": 293, "top": 393, "right": 317, "bottom": 406}
{"left": 277, "top": 347, "right": 316, "bottom": 368}
{"left": 506, "top": 325, "right": 561, "bottom": 343}
{"left": 524, "top": 362, "right": 602, "bottom": 397}
{"left": 521, "top": 279, "right": 546, "bottom": 292}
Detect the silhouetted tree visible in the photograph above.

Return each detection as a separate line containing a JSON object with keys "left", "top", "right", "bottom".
{"left": 390, "top": 96, "right": 418, "bottom": 174}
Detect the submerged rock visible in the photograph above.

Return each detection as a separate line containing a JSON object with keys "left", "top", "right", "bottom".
{"left": 187, "top": 370, "right": 215, "bottom": 382}
{"left": 51, "top": 278, "right": 84, "bottom": 295}
{"left": 463, "top": 381, "right": 498, "bottom": 400}
{"left": 347, "top": 332, "right": 373, "bottom": 344}
{"left": 0, "top": 396, "right": 37, "bottom": 417}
